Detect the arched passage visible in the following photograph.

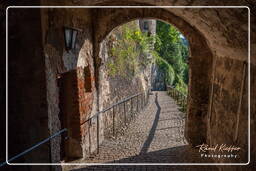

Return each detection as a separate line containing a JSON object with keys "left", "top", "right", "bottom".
{"left": 3, "top": 0, "right": 252, "bottom": 169}
{"left": 93, "top": 8, "right": 214, "bottom": 146}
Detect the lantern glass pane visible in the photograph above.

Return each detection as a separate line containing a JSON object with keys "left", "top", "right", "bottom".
{"left": 144, "top": 21, "right": 149, "bottom": 30}
{"left": 71, "top": 30, "right": 78, "bottom": 49}
{"left": 65, "top": 28, "right": 72, "bottom": 49}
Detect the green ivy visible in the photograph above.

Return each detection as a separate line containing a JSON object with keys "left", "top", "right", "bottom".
{"left": 155, "top": 21, "right": 189, "bottom": 95}
{"left": 106, "top": 23, "right": 152, "bottom": 78}
{"left": 106, "top": 20, "right": 189, "bottom": 95}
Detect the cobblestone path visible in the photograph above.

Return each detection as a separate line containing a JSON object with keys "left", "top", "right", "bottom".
{"left": 63, "top": 91, "right": 216, "bottom": 171}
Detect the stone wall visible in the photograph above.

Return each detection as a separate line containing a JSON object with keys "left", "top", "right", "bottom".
{"left": 84, "top": 4, "right": 252, "bottom": 168}
{"left": 41, "top": 7, "right": 97, "bottom": 162}
{"left": 2, "top": 1, "right": 255, "bottom": 170}
{"left": 98, "top": 20, "right": 151, "bottom": 138}
{"left": 207, "top": 56, "right": 248, "bottom": 162}
{"left": 91, "top": 6, "right": 214, "bottom": 153}
{"left": 151, "top": 63, "right": 166, "bottom": 91}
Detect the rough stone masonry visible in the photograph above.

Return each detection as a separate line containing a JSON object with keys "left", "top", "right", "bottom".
{"left": 1, "top": 0, "right": 255, "bottom": 171}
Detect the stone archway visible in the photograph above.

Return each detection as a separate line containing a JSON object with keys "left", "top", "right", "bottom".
{"left": 4, "top": 0, "right": 252, "bottom": 169}
{"left": 87, "top": 4, "right": 250, "bottom": 164}
{"left": 39, "top": 4, "right": 249, "bottom": 164}
{"left": 93, "top": 7, "right": 214, "bottom": 147}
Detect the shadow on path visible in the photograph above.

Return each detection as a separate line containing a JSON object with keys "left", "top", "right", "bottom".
{"left": 70, "top": 145, "right": 217, "bottom": 171}
{"left": 66, "top": 91, "right": 219, "bottom": 171}
{"left": 139, "top": 92, "right": 161, "bottom": 155}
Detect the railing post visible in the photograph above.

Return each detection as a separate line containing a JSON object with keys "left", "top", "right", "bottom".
{"left": 140, "top": 94, "right": 143, "bottom": 110}
{"left": 178, "top": 92, "right": 180, "bottom": 104}
{"left": 142, "top": 93, "right": 144, "bottom": 108}
{"left": 146, "top": 90, "right": 147, "bottom": 104}
{"left": 179, "top": 92, "right": 181, "bottom": 104}
{"left": 124, "top": 101, "right": 126, "bottom": 124}
{"left": 144, "top": 93, "right": 146, "bottom": 106}
{"left": 168, "top": 86, "right": 187, "bottom": 112}
{"left": 141, "top": 94, "right": 143, "bottom": 110}
{"left": 137, "top": 95, "right": 139, "bottom": 112}
{"left": 147, "top": 89, "right": 149, "bottom": 104}
{"left": 181, "top": 96, "right": 184, "bottom": 110}
{"left": 96, "top": 115, "right": 99, "bottom": 154}
{"left": 183, "top": 96, "right": 185, "bottom": 110}
{"left": 112, "top": 105, "right": 115, "bottom": 136}
{"left": 144, "top": 92, "right": 145, "bottom": 106}
{"left": 131, "top": 97, "right": 133, "bottom": 118}
{"left": 88, "top": 120, "right": 91, "bottom": 154}
{"left": 176, "top": 90, "right": 178, "bottom": 100}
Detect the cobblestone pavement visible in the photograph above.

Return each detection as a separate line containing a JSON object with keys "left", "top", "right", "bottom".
{"left": 63, "top": 91, "right": 216, "bottom": 171}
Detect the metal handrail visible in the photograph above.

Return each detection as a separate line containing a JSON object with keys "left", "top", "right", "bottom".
{"left": 0, "top": 128, "right": 67, "bottom": 167}
{"left": 167, "top": 85, "right": 187, "bottom": 98}
{"left": 80, "top": 90, "right": 149, "bottom": 125}
{"left": 82, "top": 89, "right": 150, "bottom": 155}
{"left": 167, "top": 85, "right": 187, "bottom": 112}
{"left": 0, "top": 90, "right": 151, "bottom": 166}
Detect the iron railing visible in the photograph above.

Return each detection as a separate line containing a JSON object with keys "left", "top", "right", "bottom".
{"left": 81, "top": 89, "right": 150, "bottom": 154}
{"left": 0, "top": 89, "right": 151, "bottom": 166}
{"left": 0, "top": 128, "right": 67, "bottom": 167}
{"left": 167, "top": 86, "right": 187, "bottom": 112}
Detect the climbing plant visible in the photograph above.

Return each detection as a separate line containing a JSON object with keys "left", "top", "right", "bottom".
{"left": 106, "top": 20, "right": 189, "bottom": 95}
{"left": 106, "top": 22, "right": 152, "bottom": 79}
{"left": 152, "top": 51, "right": 175, "bottom": 85}
{"left": 155, "top": 20, "right": 189, "bottom": 95}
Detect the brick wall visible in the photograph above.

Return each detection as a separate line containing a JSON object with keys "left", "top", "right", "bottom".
{"left": 41, "top": 7, "right": 96, "bottom": 162}
{"left": 58, "top": 66, "right": 93, "bottom": 158}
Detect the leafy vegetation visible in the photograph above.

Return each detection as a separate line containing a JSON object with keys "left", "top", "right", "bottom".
{"left": 106, "top": 22, "right": 152, "bottom": 79}
{"left": 155, "top": 21, "right": 189, "bottom": 94}
{"left": 106, "top": 20, "right": 189, "bottom": 94}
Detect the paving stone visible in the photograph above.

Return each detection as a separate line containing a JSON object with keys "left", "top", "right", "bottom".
{"left": 63, "top": 91, "right": 216, "bottom": 171}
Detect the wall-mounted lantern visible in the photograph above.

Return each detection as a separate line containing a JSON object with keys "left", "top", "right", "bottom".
{"left": 64, "top": 26, "right": 81, "bottom": 51}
